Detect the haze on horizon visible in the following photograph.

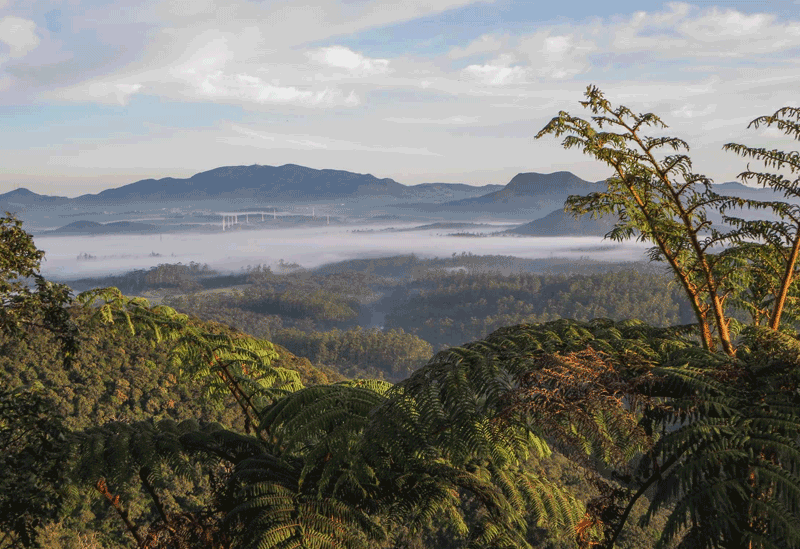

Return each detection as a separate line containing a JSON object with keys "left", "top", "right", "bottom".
{"left": 2, "top": 0, "right": 799, "bottom": 197}
{"left": 33, "top": 224, "right": 651, "bottom": 280}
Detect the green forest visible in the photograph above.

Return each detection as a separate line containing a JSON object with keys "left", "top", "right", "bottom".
{"left": 3, "top": 87, "right": 800, "bottom": 549}
{"left": 70, "top": 256, "right": 691, "bottom": 380}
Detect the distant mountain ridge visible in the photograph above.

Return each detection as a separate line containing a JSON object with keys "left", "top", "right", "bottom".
{"left": 45, "top": 220, "right": 159, "bottom": 234}
{"left": 0, "top": 187, "right": 70, "bottom": 205}
{"left": 425, "top": 171, "right": 606, "bottom": 213}
{"left": 403, "top": 182, "right": 504, "bottom": 202}
{"left": 74, "top": 164, "right": 409, "bottom": 203}
{"left": 0, "top": 165, "right": 509, "bottom": 207}
{"left": 0, "top": 163, "right": 774, "bottom": 216}
{"left": 502, "top": 179, "right": 784, "bottom": 237}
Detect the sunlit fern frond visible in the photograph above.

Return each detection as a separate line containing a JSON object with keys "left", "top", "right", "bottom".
{"left": 169, "top": 328, "right": 303, "bottom": 417}
{"left": 503, "top": 350, "right": 652, "bottom": 468}
{"left": 224, "top": 458, "right": 385, "bottom": 549}
{"left": 66, "top": 418, "right": 206, "bottom": 492}
{"left": 259, "top": 382, "right": 389, "bottom": 500}
{"left": 493, "top": 462, "right": 583, "bottom": 534}
{"left": 77, "top": 286, "right": 190, "bottom": 342}
{"left": 78, "top": 287, "right": 302, "bottom": 416}
{"left": 641, "top": 359, "right": 800, "bottom": 549}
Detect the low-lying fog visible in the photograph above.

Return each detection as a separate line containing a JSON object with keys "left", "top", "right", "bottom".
{"left": 33, "top": 224, "right": 651, "bottom": 280}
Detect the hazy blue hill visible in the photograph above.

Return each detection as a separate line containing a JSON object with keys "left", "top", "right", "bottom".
{"left": 74, "top": 164, "right": 409, "bottom": 203}
{"left": 409, "top": 183, "right": 503, "bottom": 192}
{"left": 47, "top": 220, "right": 159, "bottom": 234}
{"left": 711, "top": 181, "right": 785, "bottom": 197}
{"left": 714, "top": 181, "right": 750, "bottom": 192}
{"left": 413, "top": 171, "right": 605, "bottom": 213}
{"left": 496, "top": 171, "right": 603, "bottom": 198}
{"left": 506, "top": 208, "right": 616, "bottom": 236}
{"left": 503, "top": 181, "right": 779, "bottom": 236}
{"left": 402, "top": 183, "right": 505, "bottom": 202}
{"left": 53, "top": 220, "right": 103, "bottom": 231}
{"left": 397, "top": 222, "right": 497, "bottom": 231}
{"left": 0, "top": 187, "right": 71, "bottom": 206}
{"left": 2, "top": 171, "right": 781, "bottom": 222}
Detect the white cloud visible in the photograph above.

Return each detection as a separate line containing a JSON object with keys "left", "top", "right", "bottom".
{"left": 230, "top": 127, "right": 329, "bottom": 149}
{"left": 0, "top": 16, "right": 39, "bottom": 58}
{"left": 448, "top": 34, "right": 504, "bottom": 59}
{"left": 231, "top": 126, "right": 275, "bottom": 141}
{"left": 385, "top": 115, "right": 480, "bottom": 124}
{"left": 141, "top": 0, "right": 498, "bottom": 52}
{"left": 679, "top": 7, "right": 770, "bottom": 39}
{"left": 448, "top": 2, "right": 800, "bottom": 92}
{"left": 670, "top": 103, "right": 717, "bottom": 119}
{"left": 452, "top": 30, "right": 595, "bottom": 85}
{"left": 286, "top": 137, "right": 328, "bottom": 149}
{"left": 174, "top": 35, "right": 236, "bottom": 75}
{"left": 48, "top": 28, "right": 364, "bottom": 108}
{"left": 226, "top": 124, "right": 442, "bottom": 156}
{"left": 462, "top": 53, "right": 528, "bottom": 85}
{"left": 307, "top": 46, "right": 391, "bottom": 75}
{"left": 607, "top": 2, "right": 800, "bottom": 58}
{"left": 194, "top": 71, "right": 360, "bottom": 107}
{"left": 57, "top": 81, "right": 144, "bottom": 106}
{"left": 160, "top": 29, "right": 362, "bottom": 107}
{"left": 519, "top": 32, "right": 596, "bottom": 79}
{"left": 462, "top": 63, "right": 527, "bottom": 85}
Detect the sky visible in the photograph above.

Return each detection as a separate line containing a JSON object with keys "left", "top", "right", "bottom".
{"left": 1, "top": 0, "right": 799, "bottom": 197}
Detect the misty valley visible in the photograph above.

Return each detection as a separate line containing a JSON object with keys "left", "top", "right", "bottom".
{"left": 62, "top": 253, "right": 689, "bottom": 381}
{"left": 11, "top": 166, "right": 690, "bottom": 383}
{"left": 5, "top": 89, "right": 800, "bottom": 549}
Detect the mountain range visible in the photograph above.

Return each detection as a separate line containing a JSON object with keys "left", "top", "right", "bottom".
{"left": 431, "top": 171, "right": 605, "bottom": 213}
{"left": 74, "top": 164, "right": 409, "bottom": 203}
{"left": 0, "top": 164, "right": 508, "bottom": 208}
{"left": 1, "top": 163, "right": 768, "bottom": 211}
{"left": 1, "top": 163, "right": 783, "bottom": 238}
{"left": 44, "top": 220, "right": 159, "bottom": 235}
{"left": 0, "top": 187, "right": 71, "bottom": 206}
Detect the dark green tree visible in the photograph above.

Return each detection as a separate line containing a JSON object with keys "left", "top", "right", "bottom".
{"left": 0, "top": 214, "right": 78, "bottom": 548}
{"left": 0, "top": 214, "right": 76, "bottom": 359}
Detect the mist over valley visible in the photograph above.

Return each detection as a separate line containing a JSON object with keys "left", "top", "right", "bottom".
{"left": 14, "top": 164, "right": 685, "bottom": 366}
{"left": 35, "top": 224, "right": 651, "bottom": 281}
{"left": 6, "top": 163, "right": 780, "bottom": 282}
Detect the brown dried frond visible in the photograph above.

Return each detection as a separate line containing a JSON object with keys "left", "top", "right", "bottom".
{"left": 142, "top": 511, "right": 225, "bottom": 549}
{"left": 577, "top": 479, "right": 628, "bottom": 548}
{"left": 498, "top": 349, "right": 654, "bottom": 467}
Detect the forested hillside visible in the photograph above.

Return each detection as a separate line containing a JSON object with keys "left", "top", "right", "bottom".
{"left": 3, "top": 87, "right": 800, "bottom": 549}
{"left": 66, "top": 252, "right": 694, "bottom": 381}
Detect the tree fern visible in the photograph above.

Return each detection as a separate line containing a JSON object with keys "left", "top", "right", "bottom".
{"left": 79, "top": 287, "right": 303, "bottom": 438}
{"left": 535, "top": 86, "right": 736, "bottom": 354}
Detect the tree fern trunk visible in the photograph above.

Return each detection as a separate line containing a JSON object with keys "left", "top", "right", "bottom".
{"left": 769, "top": 227, "right": 800, "bottom": 330}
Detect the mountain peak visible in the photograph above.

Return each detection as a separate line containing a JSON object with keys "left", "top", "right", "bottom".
{"left": 501, "top": 171, "right": 600, "bottom": 197}
{"left": 0, "top": 187, "right": 70, "bottom": 204}
{"left": 74, "top": 163, "right": 408, "bottom": 203}
{"left": 1, "top": 187, "right": 36, "bottom": 198}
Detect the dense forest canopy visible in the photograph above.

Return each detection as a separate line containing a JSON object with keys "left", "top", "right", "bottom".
{"left": 3, "top": 87, "right": 800, "bottom": 549}
{"left": 70, "top": 256, "right": 693, "bottom": 376}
